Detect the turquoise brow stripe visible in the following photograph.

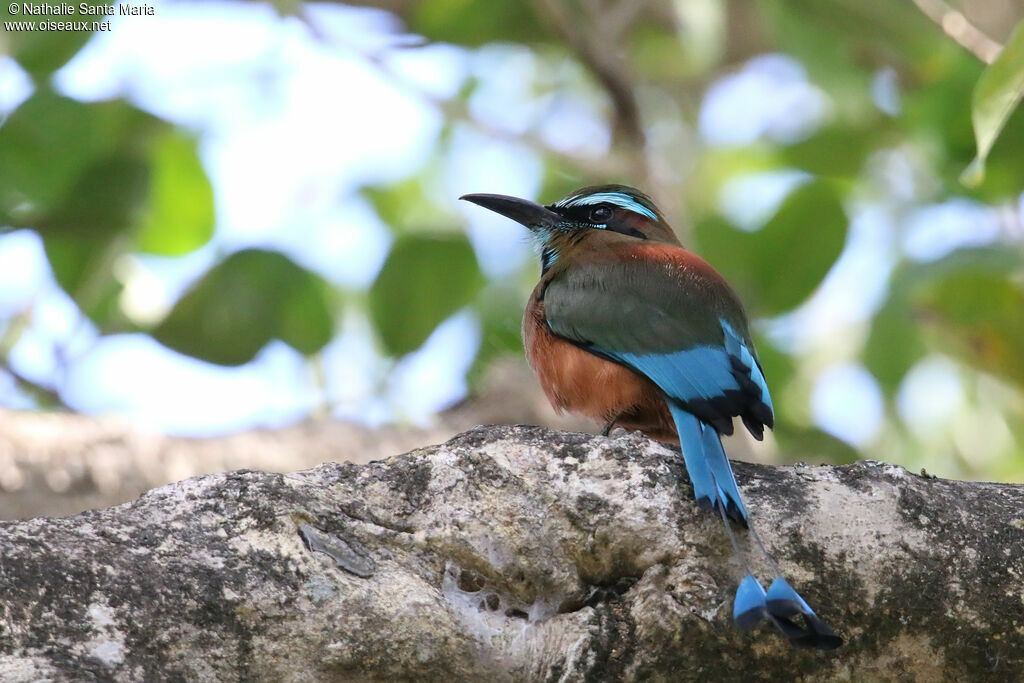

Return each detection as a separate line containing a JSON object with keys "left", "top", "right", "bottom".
{"left": 557, "top": 192, "right": 658, "bottom": 220}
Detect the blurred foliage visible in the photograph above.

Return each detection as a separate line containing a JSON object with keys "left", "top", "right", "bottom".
{"left": 153, "top": 249, "right": 334, "bottom": 366}
{"left": 369, "top": 233, "right": 483, "bottom": 356}
{"left": 409, "top": 0, "right": 550, "bottom": 46}
{"left": 963, "top": 20, "right": 1024, "bottom": 185}
{"left": 695, "top": 181, "right": 847, "bottom": 316}
{"left": 2, "top": 0, "right": 1024, "bottom": 481}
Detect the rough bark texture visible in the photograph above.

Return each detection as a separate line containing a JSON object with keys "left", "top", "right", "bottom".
{"left": 0, "top": 424, "right": 1021, "bottom": 681}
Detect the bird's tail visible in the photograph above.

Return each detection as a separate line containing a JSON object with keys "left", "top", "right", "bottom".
{"left": 671, "top": 404, "right": 748, "bottom": 525}
{"left": 669, "top": 402, "right": 843, "bottom": 650}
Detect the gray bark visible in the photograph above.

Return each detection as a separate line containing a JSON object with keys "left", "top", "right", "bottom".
{"left": 0, "top": 424, "right": 1021, "bottom": 681}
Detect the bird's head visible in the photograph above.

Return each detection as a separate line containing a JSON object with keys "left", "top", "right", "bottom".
{"left": 461, "top": 185, "right": 680, "bottom": 272}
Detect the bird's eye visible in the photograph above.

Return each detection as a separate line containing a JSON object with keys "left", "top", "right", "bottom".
{"left": 589, "top": 206, "right": 613, "bottom": 222}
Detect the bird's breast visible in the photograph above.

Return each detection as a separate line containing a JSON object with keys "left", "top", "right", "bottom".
{"left": 522, "top": 285, "right": 676, "bottom": 442}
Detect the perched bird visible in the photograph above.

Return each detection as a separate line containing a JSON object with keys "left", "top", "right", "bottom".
{"left": 461, "top": 185, "right": 841, "bottom": 650}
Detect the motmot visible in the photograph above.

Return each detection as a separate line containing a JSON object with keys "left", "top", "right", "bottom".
{"left": 461, "top": 185, "right": 842, "bottom": 650}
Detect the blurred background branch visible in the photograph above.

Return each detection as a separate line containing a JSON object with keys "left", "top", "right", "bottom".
{"left": 911, "top": 0, "right": 1003, "bottom": 64}
{"left": 534, "top": 0, "right": 646, "bottom": 147}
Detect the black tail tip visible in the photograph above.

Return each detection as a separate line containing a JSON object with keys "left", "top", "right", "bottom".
{"left": 761, "top": 610, "right": 844, "bottom": 650}
{"left": 697, "top": 496, "right": 748, "bottom": 528}
{"left": 738, "top": 577, "right": 844, "bottom": 650}
{"left": 784, "top": 614, "right": 844, "bottom": 650}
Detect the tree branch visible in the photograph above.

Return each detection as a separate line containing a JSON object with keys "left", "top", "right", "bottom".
{"left": 0, "top": 362, "right": 67, "bottom": 410}
{"left": 534, "top": 0, "right": 647, "bottom": 149}
{"left": 910, "top": 0, "right": 1003, "bottom": 64}
{"left": 1, "top": 423, "right": 1021, "bottom": 679}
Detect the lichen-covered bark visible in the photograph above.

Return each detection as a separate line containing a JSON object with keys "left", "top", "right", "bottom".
{"left": 0, "top": 425, "right": 1021, "bottom": 681}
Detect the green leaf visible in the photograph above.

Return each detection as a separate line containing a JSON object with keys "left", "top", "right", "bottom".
{"left": 963, "top": 19, "right": 1024, "bottom": 187}
{"left": 37, "top": 155, "right": 150, "bottom": 237}
{"left": 267, "top": 0, "right": 302, "bottom": 16}
{"left": 363, "top": 177, "right": 430, "bottom": 233}
{"left": 362, "top": 170, "right": 452, "bottom": 235}
{"left": 865, "top": 248, "right": 1024, "bottom": 391}
{"left": 755, "top": 0, "right": 875, "bottom": 111}
{"left": 959, "top": 100, "right": 1024, "bottom": 200}
{"left": 685, "top": 146, "right": 781, "bottom": 214}
{"left": 0, "top": 93, "right": 162, "bottom": 224}
{"left": 694, "top": 181, "right": 848, "bottom": 316}
{"left": 409, "top": 0, "right": 548, "bottom": 46}
{"left": 898, "top": 50, "right": 1024, "bottom": 198}
{"left": 913, "top": 267, "right": 1024, "bottom": 387}
{"left": 137, "top": 132, "right": 215, "bottom": 256}
{"left": 862, "top": 300, "right": 927, "bottom": 395}
{"left": 0, "top": 94, "right": 210, "bottom": 328}
{"left": 0, "top": 2, "right": 107, "bottom": 80}
{"left": 757, "top": 0, "right": 944, "bottom": 113}
{"left": 42, "top": 231, "right": 129, "bottom": 327}
{"left": 0, "top": 92, "right": 101, "bottom": 218}
{"left": 369, "top": 233, "right": 484, "bottom": 356}
{"left": 153, "top": 249, "right": 335, "bottom": 366}
{"left": 629, "top": 28, "right": 693, "bottom": 82}
{"left": 780, "top": 124, "right": 882, "bottom": 177}
{"left": 37, "top": 155, "right": 149, "bottom": 323}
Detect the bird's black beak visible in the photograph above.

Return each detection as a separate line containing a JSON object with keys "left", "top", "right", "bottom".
{"left": 460, "top": 193, "right": 561, "bottom": 232}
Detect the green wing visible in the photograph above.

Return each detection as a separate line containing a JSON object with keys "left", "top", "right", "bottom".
{"left": 542, "top": 251, "right": 773, "bottom": 436}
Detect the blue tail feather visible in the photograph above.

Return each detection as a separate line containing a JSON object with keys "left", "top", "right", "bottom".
{"left": 765, "top": 576, "right": 814, "bottom": 617}
{"left": 699, "top": 419, "right": 747, "bottom": 523}
{"left": 731, "top": 577, "right": 842, "bottom": 649}
{"left": 733, "top": 574, "right": 768, "bottom": 630}
{"left": 668, "top": 401, "right": 842, "bottom": 650}
{"left": 669, "top": 403, "right": 717, "bottom": 513}
{"left": 667, "top": 401, "right": 747, "bottom": 524}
